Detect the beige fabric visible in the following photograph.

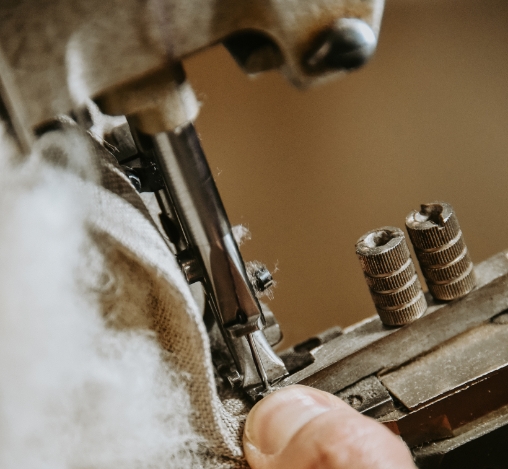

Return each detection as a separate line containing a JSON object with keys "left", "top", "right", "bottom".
{"left": 3, "top": 123, "right": 251, "bottom": 468}
{"left": 89, "top": 147, "right": 252, "bottom": 466}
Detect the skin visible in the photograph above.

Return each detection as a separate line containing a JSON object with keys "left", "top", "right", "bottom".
{"left": 243, "top": 385, "right": 417, "bottom": 469}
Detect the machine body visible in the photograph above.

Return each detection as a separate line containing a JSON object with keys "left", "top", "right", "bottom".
{"left": 1, "top": 1, "right": 507, "bottom": 467}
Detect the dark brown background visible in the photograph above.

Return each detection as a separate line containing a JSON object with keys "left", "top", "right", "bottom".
{"left": 184, "top": 0, "right": 508, "bottom": 347}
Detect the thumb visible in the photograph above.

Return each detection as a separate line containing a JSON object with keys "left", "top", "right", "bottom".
{"left": 243, "top": 385, "right": 416, "bottom": 469}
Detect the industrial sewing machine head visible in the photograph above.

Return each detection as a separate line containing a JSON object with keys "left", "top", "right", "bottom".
{"left": 2, "top": 1, "right": 508, "bottom": 468}
{"left": 0, "top": 0, "right": 384, "bottom": 398}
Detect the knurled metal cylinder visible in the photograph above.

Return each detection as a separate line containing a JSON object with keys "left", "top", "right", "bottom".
{"left": 405, "top": 202, "right": 476, "bottom": 301}
{"left": 356, "top": 227, "right": 427, "bottom": 326}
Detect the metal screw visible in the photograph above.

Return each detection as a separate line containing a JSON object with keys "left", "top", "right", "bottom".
{"left": 126, "top": 170, "right": 142, "bottom": 192}
{"left": 305, "top": 18, "right": 377, "bottom": 73}
{"left": 405, "top": 202, "right": 476, "bottom": 301}
{"left": 246, "top": 262, "right": 274, "bottom": 295}
{"left": 254, "top": 267, "right": 273, "bottom": 292}
{"left": 356, "top": 227, "right": 427, "bottom": 326}
{"left": 176, "top": 249, "right": 203, "bottom": 284}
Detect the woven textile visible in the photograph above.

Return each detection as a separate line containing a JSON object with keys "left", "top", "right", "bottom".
{"left": 1, "top": 123, "right": 251, "bottom": 468}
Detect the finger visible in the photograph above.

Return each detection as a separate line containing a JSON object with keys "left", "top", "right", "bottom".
{"left": 243, "top": 385, "right": 416, "bottom": 469}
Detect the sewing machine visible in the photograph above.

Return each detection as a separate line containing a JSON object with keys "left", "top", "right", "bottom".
{"left": 1, "top": 1, "right": 507, "bottom": 467}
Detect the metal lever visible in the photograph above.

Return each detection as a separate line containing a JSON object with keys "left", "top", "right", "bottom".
{"left": 132, "top": 122, "right": 287, "bottom": 394}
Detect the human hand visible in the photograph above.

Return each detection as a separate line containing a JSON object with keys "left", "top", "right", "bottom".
{"left": 243, "top": 385, "right": 417, "bottom": 469}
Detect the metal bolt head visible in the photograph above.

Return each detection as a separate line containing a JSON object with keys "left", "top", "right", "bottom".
{"left": 246, "top": 262, "right": 275, "bottom": 297}
{"left": 126, "top": 171, "right": 142, "bottom": 192}
{"left": 305, "top": 18, "right": 377, "bottom": 73}
{"left": 254, "top": 267, "right": 273, "bottom": 292}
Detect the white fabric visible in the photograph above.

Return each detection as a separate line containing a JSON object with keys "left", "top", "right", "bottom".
{"left": 0, "top": 123, "right": 250, "bottom": 468}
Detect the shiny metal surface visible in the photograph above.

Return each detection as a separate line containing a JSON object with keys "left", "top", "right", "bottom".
{"left": 381, "top": 365, "right": 508, "bottom": 448}
{"left": 335, "top": 375, "right": 395, "bottom": 418}
{"left": 305, "top": 18, "right": 378, "bottom": 73}
{"left": 148, "top": 123, "right": 287, "bottom": 390}
{"left": 153, "top": 124, "right": 262, "bottom": 333}
{"left": 356, "top": 226, "right": 426, "bottom": 326}
{"left": 5, "top": 0, "right": 506, "bottom": 462}
{"left": 375, "top": 319, "right": 508, "bottom": 448}
{"left": 292, "top": 249, "right": 508, "bottom": 465}
{"left": 406, "top": 202, "right": 476, "bottom": 300}
{"left": 276, "top": 250, "right": 508, "bottom": 393}
{"left": 380, "top": 322, "right": 508, "bottom": 410}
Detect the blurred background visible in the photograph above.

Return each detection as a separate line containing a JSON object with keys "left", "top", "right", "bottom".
{"left": 184, "top": 0, "right": 508, "bottom": 347}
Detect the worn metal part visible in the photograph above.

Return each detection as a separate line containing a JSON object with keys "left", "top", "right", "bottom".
{"left": 335, "top": 375, "right": 395, "bottom": 418}
{"left": 276, "top": 250, "right": 508, "bottom": 393}
{"left": 261, "top": 307, "right": 284, "bottom": 348}
{"left": 252, "top": 266, "right": 274, "bottom": 293}
{"left": 304, "top": 18, "right": 377, "bottom": 73}
{"left": 326, "top": 353, "right": 508, "bottom": 468}
{"left": 380, "top": 322, "right": 508, "bottom": 410}
{"left": 279, "top": 326, "right": 343, "bottom": 374}
{"left": 373, "top": 319, "right": 508, "bottom": 448}
{"left": 151, "top": 124, "right": 263, "bottom": 335}
{"left": 406, "top": 202, "right": 476, "bottom": 301}
{"left": 0, "top": 0, "right": 385, "bottom": 396}
{"left": 382, "top": 365, "right": 508, "bottom": 448}
{"left": 97, "top": 61, "right": 290, "bottom": 394}
{"left": 271, "top": 250, "right": 508, "bottom": 467}
{"left": 356, "top": 226, "right": 426, "bottom": 326}
{"left": 413, "top": 403, "right": 508, "bottom": 469}
{"left": 209, "top": 305, "right": 285, "bottom": 392}
{"left": 133, "top": 121, "right": 288, "bottom": 391}
{"left": 6, "top": 1, "right": 506, "bottom": 464}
